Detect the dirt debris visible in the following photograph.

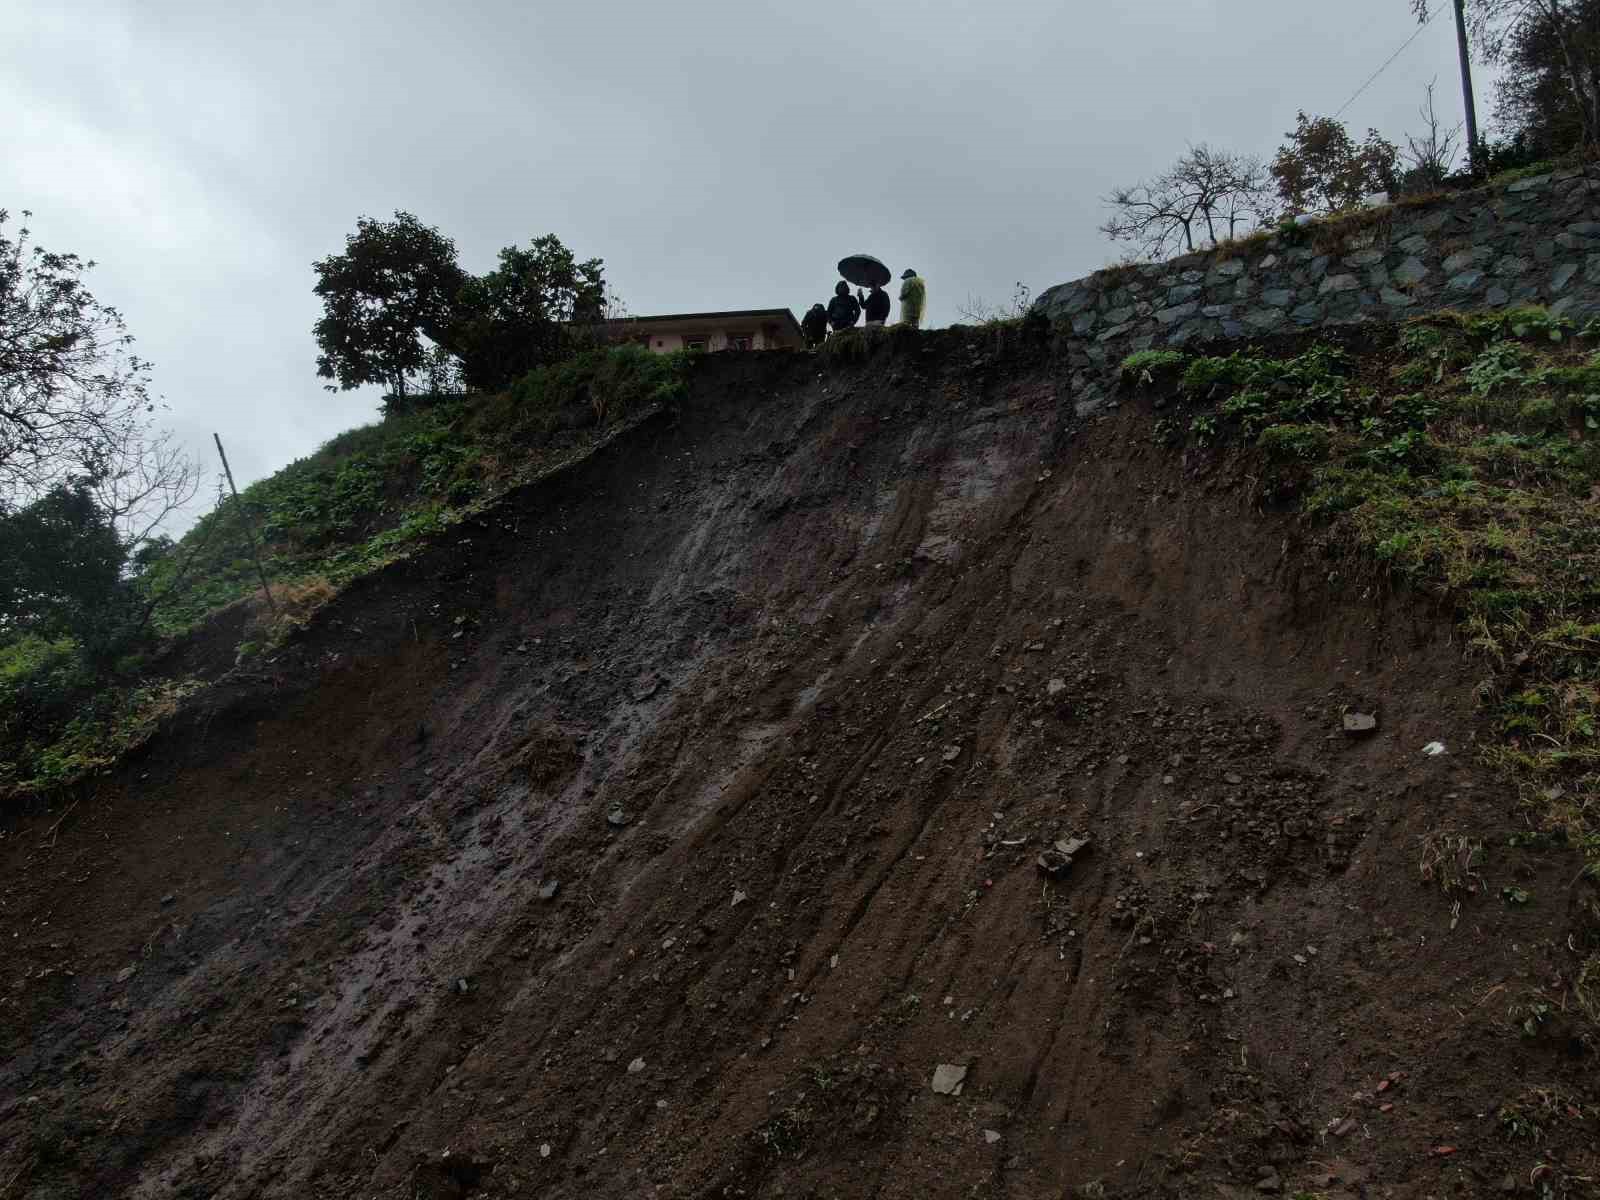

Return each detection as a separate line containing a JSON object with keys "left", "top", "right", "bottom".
{"left": 0, "top": 334, "right": 1594, "bottom": 1198}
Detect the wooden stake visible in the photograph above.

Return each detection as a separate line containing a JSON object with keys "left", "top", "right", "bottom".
{"left": 213, "top": 432, "right": 277, "bottom": 615}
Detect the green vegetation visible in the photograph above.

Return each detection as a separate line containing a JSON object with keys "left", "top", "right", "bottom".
{"left": 1119, "top": 349, "right": 1186, "bottom": 386}
{"left": 0, "top": 634, "right": 200, "bottom": 796}
{"left": 142, "top": 344, "right": 687, "bottom": 638}
{"left": 311, "top": 215, "right": 612, "bottom": 405}
{"left": 1149, "top": 312, "right": 1600, "bottom": 940}
{"left": 817, "top": 322, "right": 927, "bottom": 364}
{"left": 0, "top": 346, "right": 689, "bottom": 806}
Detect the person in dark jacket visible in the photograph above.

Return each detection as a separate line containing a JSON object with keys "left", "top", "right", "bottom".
{"left": 826, "top": 281, "right": 861, "bottom": 332}
{"left": 801, "top": 303, "right": 828, "bottom": 348}
{"left": 858, "top": 284, "right": 891, "bottom": 326}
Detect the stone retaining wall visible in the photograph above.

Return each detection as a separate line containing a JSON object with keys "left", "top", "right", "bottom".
{"left": 1034, "top": 166, "right": 1600, "bottom": 409}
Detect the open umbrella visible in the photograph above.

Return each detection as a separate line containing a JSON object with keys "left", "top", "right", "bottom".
{"left": 837, "top": 254, "right": 890, "bottom": 289}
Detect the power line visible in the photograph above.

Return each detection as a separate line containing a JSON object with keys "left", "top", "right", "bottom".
{"left": 1334, "top": 9, "right": 1441, "bottom": 118}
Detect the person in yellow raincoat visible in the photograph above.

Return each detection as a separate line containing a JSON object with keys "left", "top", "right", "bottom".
{"left": 898, "top": 268, "right": 926, "bottom": 329}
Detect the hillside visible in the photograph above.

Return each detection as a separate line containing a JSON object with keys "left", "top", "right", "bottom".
{"left": 2, "top": 315, "right": 1599, "bottom": 1199}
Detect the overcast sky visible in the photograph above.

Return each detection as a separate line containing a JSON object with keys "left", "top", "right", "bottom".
{"left": 2, "top": 0, "right": 1489, "bottom": 519}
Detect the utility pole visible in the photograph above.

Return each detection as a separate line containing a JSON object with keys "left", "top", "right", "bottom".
{"left": 213, "top": 432, "right": 277, "bottom": 616}
{"left": 1452, "top": 0, "right": 1483, "bottom": 174}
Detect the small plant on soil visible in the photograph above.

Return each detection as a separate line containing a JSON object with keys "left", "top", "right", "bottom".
{"left": 1465, "top": 341, "right": 1535, "bottom": 398}
{"left": 1257, "top": 423, "right": 1330, "bottom": 462}
{"left": 1496, "top": 1084, "right": 1591, "bottom": 1144}
{"left": 1509, "top": 994, "right": 1555, "bottom": 1039}
{"left": 1120, "top": 349, "right": 1186, "bottom": 387}
{"left": 1418, "top": 830, "right": 1486, "bottom": 897}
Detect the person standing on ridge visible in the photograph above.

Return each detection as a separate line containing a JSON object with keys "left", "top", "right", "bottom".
{"left": 801, "top": 302, "right": 829, "bottom": 348}
{"left": 898, "top": 268, "right": 926, "bottom": 329}
{"left": 858, "top": 283, "right": 891, "bottom": 326}
{"left": 826, "top": 281, "right": 861, "bottom": 333}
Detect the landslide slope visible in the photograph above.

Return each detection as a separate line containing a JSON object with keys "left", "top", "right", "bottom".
{"left": 2, "top": 331, "right": 1592, "bottom": 1199}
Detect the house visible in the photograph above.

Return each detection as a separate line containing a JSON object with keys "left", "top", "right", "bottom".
{"left": 623, "top": 309, "right": 803, "bottom": 354}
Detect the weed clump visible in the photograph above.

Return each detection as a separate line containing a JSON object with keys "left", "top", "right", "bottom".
{"left": 1119, "top": 349, "right": 1185, "bottom": 387}
{"left": 1257, "top": 423, "right": 1330, "bottom": 462}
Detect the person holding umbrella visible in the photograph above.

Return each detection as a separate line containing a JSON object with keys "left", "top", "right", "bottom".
{"left": 834, "top": 253, "right": 893, "bottom": 332}
{"left": 858, "top": 283, "right": 890, "bottom": 326}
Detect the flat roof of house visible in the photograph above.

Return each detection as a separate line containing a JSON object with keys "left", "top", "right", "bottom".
{"left": 628, "top": 308, "right": 799, "bottom": 325}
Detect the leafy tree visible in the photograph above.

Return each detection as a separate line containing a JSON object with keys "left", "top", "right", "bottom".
{"left": 448, "top": 235, "right": 607, "bottom": 392}
{"left": 1271, "top": 113, "right": 1400, "bottom": 215}
{"left": 312, "top": 212, "right": 466, "bottom": 404}
{"left": 1412, "top": 0, "right": 1600, "bottom": 154}
{"left": 1100, "top": 144, "right": 1276, "bottom": 259}
{"left": 1, "top": 209, "right": 195, "bottom": 540}
{"left": 0, "top": 482, "right": 131, "bottom": 655}
{"left": 1486, "top": 0, "right": 1600, "bottom": 157}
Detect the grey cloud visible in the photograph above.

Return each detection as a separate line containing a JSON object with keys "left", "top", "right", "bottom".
{"left": 1, "top": 0, "right": 1483, "bottom": 520}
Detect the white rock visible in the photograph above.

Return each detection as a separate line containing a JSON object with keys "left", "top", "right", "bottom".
{"left": 931, "top": 1063, "right": 968, "bottom": 1095}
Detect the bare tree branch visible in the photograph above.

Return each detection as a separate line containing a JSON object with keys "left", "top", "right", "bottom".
{"left": 1, "top": 209, "right": 196, "bottom": 549}
{"left": 1100, "top": 144, "right": 1276, "bottom": 259}
{"left": 1401, "top": 80, "right": 1465, "bottom": 188}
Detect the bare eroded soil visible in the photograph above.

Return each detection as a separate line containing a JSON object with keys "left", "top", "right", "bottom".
{"left": 2, "top": 335, "right": 1595, "bottom": 1199}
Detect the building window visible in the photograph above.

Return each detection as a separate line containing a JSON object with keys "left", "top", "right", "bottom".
{"left": 684, "top": 335, "right": 709, "bottom": 352}
{"left": 727, "top": 333, "right": 753, "bottom": 351}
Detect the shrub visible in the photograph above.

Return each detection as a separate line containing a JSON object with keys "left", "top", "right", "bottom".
{"left": 1538, "top": 354, "right": 1600, "bottom": 395}
{"left": 1119, "top": 349, "right": 1185, "bottom": 386}
{"left": 503, "top": 345, "right": 689, "bottom": 430}
{"left": 1465, "top": 342, "right": 1534, "bottom": 396}
{"left": 1517, "top": 395, "right": 1562, "bottom": 432}
{"left": 1182, "top": 352, "right": 1258, "bottom": 398}
{"left": 1221, "top": 389, "right": 1272, "bottom": 435}
{"left": 1365, "top": 429, "right": 1439, "bottom": 471}
{"left": 0, "top": 636, "right": 95, "bottom": 742}
{"left": 1258, "top": 423, "right": 1331, "bottom": 462}
{"left": 1388, "top": 391, "right": 1442, "bottom": 429}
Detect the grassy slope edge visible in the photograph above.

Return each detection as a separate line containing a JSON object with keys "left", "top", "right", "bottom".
{"left": 1123, "top": 308, "right": 1600, "bottom": 1037}
{"left": 0, "top": 346, "right": 691, "bottom": 805}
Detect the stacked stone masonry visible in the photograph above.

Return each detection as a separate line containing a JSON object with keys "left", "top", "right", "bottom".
{"left": 1034, "top": 166, "right": 1600, "bottom": 411}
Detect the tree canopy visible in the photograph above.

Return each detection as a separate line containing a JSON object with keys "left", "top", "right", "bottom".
{"left": 311, "top": 218, "right": 610, "bottom": 400}
{"left": 449, "top": 235, "right": 608, "bottom": 393}
{"left": 1490, "top": 0, "right": 1600, "bottom": 157}
{"left": 311, "top": 212, "right": 467, "bottom": 403}
{"left": 1411, "top": 0, "right": 1600, "bottom": 152}
{"left": 0, "top": 482, "right": 131, "bottom": 652}
{"left": 1270, "top": 113, "right": 1400, "bottom": 215}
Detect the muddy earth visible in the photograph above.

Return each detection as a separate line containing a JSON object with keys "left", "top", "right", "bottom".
{"left": 2, "top": 334, "right": 1595, "bottom": 1198}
